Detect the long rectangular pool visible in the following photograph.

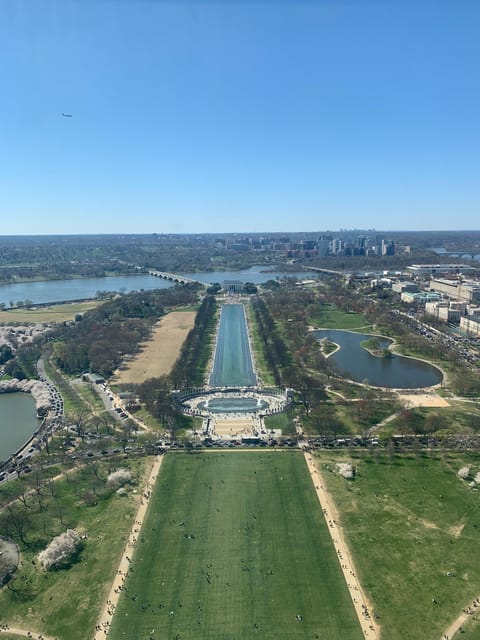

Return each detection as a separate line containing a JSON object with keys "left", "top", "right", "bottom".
{"left": 208, "top": 304, "right": 257, "bottom": 387}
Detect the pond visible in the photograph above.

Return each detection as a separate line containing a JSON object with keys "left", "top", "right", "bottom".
{"left": 198, "top": 397, "right": 269, "bottom": 413}
{"left": 0, "top": 392, "right": 40, "bottom": 462}
{"left": 312, "top": 329, "right": 443, "bottom": 389}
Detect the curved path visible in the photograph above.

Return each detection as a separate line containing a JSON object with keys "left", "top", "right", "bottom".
{"left": 92, "top": 455, "right": 163, "bottom": 640}
{"left": 0, "top": 626, "right": 55, "bottom": 639}
{"left": 440, "top": 595, "right": 480, "bottom": 639}
{"left": 304, "top": 452, "right": 381, "bottom": 640}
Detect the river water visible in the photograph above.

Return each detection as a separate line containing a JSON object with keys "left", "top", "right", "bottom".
{"left": 0, "top": 266, "right": 313, "bottom": 453}
{"left": 0, "top": 393, "right": 40, "bottom": 462}
{"left": 0, "top": 266, "right": 314, "bottom": 307}
{"left": 313, "top": 329, "right": 443, "bottom": 389}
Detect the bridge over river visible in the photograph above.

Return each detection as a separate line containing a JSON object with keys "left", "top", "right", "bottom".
{"left": 148, "top": 270, "right": 206, "bottom": 286}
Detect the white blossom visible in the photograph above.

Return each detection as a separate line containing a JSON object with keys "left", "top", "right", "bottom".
{"left": 38, "top": 529, "right": 81, "bottom": 570}
{"left": 107, "top": 468, "right": 133, "bottom": 489}
{"left": 458, "top": 466, "right": 470, "bottom": 480}
{"left": 336, "top": 462, "right": 355, "bottom": 480}
{"left": 0, "top": 378, "right": 51, "bottom": 412}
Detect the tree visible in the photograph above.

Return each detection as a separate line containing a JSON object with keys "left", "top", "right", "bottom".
{"left": 243, "top": 282, "right": 258, "bottom": 294}
{"left": 38, "top": 530, "right": 82, "bottom": 570}
{"left": 107, "top": 468, "right": 133, "bottom": 489}
{"left": 206, "top": 283, "right": 221, "bottom": 294}
{"left": 0, "top": 505, "right": 32, "bottom": 547}
{"left": 0, "top": 344, "right": 13, "bottom": 364}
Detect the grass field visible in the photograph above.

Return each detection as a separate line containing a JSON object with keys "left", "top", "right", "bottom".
{"left": 264, "top": 410, "right": 296, "bottom": 434}
{"left": 0, "top": 301, "right": 101, "bottom": 324}
{"left": 0, "top": 458, "right": 151, "bottom": 640}
{"left": 108, "top": 451, "right": 362, "bottom": 640}
{"left": 310, "top": 303, "right": 370, "bottom": 330}
{"left": 246, "top": 304, "right": 276, "bottom": 386}
{"left": 315, "top": 451, "right": 480, "bottom": 640}
{"left": 460, "top": 616, "right": 480, "bottom": 638}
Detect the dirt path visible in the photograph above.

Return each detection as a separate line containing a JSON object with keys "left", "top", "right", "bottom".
{"left": 440, "top": 595, "right": 480, "bottom": 639}
{"left": 0, "top": 627, "right": 55, "bottom": 639}
{"left": 304, "top": 452, "right": 381, "bottom": 640}
{"left": 92, "top": 455, "right": 164, "bottom": 640}
{"left": 398, "top": 392, "right": 450, "bottom": 408}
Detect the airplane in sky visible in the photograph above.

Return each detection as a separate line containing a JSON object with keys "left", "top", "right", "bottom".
{"left": 61, "top": 113, "right": 73, "bottom": 117}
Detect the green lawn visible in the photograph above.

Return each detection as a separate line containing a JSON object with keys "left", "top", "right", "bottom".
{"left": 310, "top": 303, "right": 370, "bottom": 330}
{"left": 0, "top": 300, "right": 102, "bottom": 324}
{"left": 108, "top": 451, "right": 362, "bottom": 640}
{"left": 460, "top": 616, "right": 480, "bottom": 638}
{"left": 246, "top": 304, "right": 276, "bottom": 385}
{"left": 0, "top": 458, "right": 150, "bottom": 640}
{"left": 315, "top": 451, "right": 480, "bottom": 640}
{"left": 264, "top": 410, "right": 296, "bottom": 434}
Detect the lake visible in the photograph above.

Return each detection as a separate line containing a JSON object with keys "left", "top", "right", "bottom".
{"left": 312, "top": 329, "right": 443, "bottom": 389}
{"left": 0, "top": 266, "right": 315, "bottom": 306}
{"left": 0, "top": 392, "right": 40, "bottom": 462}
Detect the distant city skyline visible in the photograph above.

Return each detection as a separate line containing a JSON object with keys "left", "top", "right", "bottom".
{"left": 2, "top": 1, "right": 479, "bottom": 235}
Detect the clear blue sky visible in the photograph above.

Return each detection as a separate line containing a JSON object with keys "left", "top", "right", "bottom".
{"left": 1, "top": 0, "right": 479, "bottom": 234}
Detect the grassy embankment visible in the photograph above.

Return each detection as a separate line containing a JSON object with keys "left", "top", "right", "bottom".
{"left": 315, "top": 450, "right": 480, "bottom": 640}
{"left": 0, "top": 457, "right": 151, "bottom": 640}
{"left": 108, "top": 451, "right": 363, "bottom": 640}
{"left": 245, "top": 303, "right": 276, "bottom": 386}
{"left": 0, "top": 301, "right": 102, "bottom": 325}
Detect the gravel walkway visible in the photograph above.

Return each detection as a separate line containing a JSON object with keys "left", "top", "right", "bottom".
{"left": 304, "top": 452, "right": 380, "bottom": 640}
{"left": 92, "top": 455, "right": 164, "bottom": 640}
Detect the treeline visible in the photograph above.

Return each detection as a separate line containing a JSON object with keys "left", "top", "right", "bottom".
{"left": 306, "top": 251, "right": 442, "bottom": 272}
{"left": 251, "top": 296, "right": 294, "bottom": 387}
{"left": 0, "top": 235, "right": 274, "bottom": 282}
{"left": 169, "top": 295, "right": 217, "bottom": 388}
{"left": 253, "top": 292, "right": 328, "bottom": 408}
{"left": 48, "top": 285, "right": 200, "bottom": 378}
{"left": 136, "top": 375, "right": 190, "bottom": 436}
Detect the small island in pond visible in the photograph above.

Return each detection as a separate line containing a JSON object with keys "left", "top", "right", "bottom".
{"left": 361, "top": 337, "right": 393, "bottom": 359}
